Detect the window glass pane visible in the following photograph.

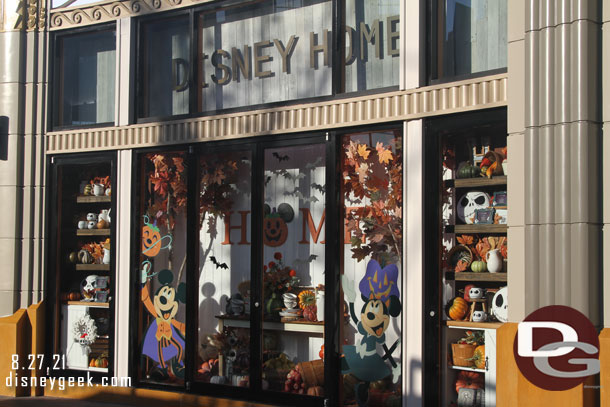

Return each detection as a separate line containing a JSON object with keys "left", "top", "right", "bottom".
{"left": 341, "top": 131, "right": 403, "bottom": 406}
{"left": 137, "top": 152, "right": 188, "bottom": 385}
{"left": 261, "top": 144, "right": 326, "bottom": 395}
{"left": 55, "top": 30, "right": 115, "bottom": 127}
{"left": 196, "top": 150, "right": 252, "bottom": 387}
{"left": 431, "top": 0, "right": 507, "bottom": 81}
{"left": 344, "top": 0, "right": 400, "bottom": 93}
{"left": 140, "top": 16, "right": 190, "bottom": 118}
{"left": 197, "top": 0, "right": 332, "bottom": 112}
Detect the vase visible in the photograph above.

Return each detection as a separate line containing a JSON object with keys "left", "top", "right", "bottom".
{"left": 93, "top": 183, "right": 105, "bottom": 196}
{"left": 486, "top": 249, "right": 502, "bottom": 273}
{"left": 102, "top": 248, "right": 111, "bottom": 264}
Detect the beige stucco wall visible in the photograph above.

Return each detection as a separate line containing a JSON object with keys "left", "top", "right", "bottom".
{"left": 0, "top": 0, "right": 46, "bottom": 316}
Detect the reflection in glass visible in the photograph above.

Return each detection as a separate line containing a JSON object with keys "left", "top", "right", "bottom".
{"left": 54, "top": 29, "right": 116, "bottom": 127}
{"left": 341, "top": 131, "right": 403, "bottom": 406}
{"left": 140, "top": 17, "right": 191, "bottom": 118}
{"left": 137, "top": 152, "right": 188, "bottom": 385}
{"left": 430, "top": 0, "right": 507, "bottom": 81}
{"left": 262, "top": 144, "right": 326, "bottom": 395}
{"left": 196, "top": 151, "right": 252, "bottom": 387}
{"left": 344, "top": 0, "right": 400, "bottom": 93}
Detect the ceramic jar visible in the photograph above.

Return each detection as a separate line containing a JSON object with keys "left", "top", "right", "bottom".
{"left": 93, "top": 183, "right": 105, "bottom": 196}
{"left": 486, "top": 249, "right": 503, "bottom": 273}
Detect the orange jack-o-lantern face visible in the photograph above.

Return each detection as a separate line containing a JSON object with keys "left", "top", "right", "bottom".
{"left": 142, "top": 224, "right": 162, "bottom": 257}
{"left": 263, "top": 216, "right": 288, "bottom": 247}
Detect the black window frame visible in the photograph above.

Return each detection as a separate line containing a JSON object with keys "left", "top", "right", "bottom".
{"left": 129, "top": 132, "right": 343, "bottom": 406}
{"left": 134, "top": 0, "right": 401, "bottom": 124}
{"left": 49, "top": 22, "right": 118, "bottom": 131}
{"left": 426, "top": 0, "right": 508, "bottom": 85}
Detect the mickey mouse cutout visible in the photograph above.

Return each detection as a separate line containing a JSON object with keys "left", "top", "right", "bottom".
{"left": 141, "top": 269, "right": 186, "bottom": 379}
{"left": 341, "top": 260, "right": 401, "bottom": 407}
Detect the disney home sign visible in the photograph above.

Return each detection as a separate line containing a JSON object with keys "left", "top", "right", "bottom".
{"left": 188, "top": 1, "right": 400, "bottom": 111}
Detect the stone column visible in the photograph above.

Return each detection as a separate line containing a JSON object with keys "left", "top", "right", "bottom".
{"left": 509, "top": 0, "right": 602, "bottom": 324}
{"left": 0, "top": 0, "right": 46, "bottom": 316}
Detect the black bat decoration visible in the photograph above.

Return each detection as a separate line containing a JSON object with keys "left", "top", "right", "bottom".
{"left": 273, "top": 152, "right": 290, "bottom": 162}
{"left": 210, "top": 256, "right": 228, "bottom": 270}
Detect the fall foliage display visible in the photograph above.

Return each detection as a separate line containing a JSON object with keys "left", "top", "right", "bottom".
{"left": 343, "top": 135, "right": 403, "bottom": 266}
{"left": 145, "top": 153, "right": 187, "bottom": 230}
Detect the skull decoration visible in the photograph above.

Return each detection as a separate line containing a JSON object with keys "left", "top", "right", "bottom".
{"left": 468, "top": 287, "right": 484, "bottom": 300}
{"left": 472, "top": 310, "right": 487, "bottom": 322}
{"left": 80, "top": 274, "right": 98, "bottom": 301}
{"left": 492, "top": 286, "right": 508, "bottom": 322}
{"left": 457, "top": 191, "right": 491, "bottom": 224}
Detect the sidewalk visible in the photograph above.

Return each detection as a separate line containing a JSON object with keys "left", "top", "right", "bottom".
{"left": 0, "top": 396, "right": 133, "bottom": 407}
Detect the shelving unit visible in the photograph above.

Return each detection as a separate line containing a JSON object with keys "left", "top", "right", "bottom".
{"left": 437, "top": 123, "right": 507, "bottom": 407}
{"left": 216, "top": 315, "right": 324, "bottom": 334}
{"left": 49, "top": 155, "right": 115, "bottom": 379}
{"left": 77, "top": 229, "right": 111, "bottom": 236}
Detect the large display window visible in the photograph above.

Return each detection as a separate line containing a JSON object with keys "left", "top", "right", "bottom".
{"left": 46, "top": 152, "right": 117, "bottom": 380}
{"left": 130, "top": 129, "right": 403, "bottom": 406}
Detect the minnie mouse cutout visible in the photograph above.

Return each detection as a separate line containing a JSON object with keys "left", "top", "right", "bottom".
{"left": 341, "top": 260, "right": 401, "bottom": 407}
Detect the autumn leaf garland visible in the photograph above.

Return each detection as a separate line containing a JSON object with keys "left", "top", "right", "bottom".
{"left": 146, "top": 153, "right": 188, "bottom": 230}
{"left": 343, "top": 139, "right": 402, "bottom": 265}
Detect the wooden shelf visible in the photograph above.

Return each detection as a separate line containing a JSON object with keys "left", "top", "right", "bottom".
{"left": 448, "top": 224, "right": 507, "bottom": 234}
{"left": 76, "top": 195, "right": 111, "bottom": 203}
{"left": 450, "top": 365, "right": 486, "bottom": 373}
{"left": 446, "top": 272, "right": 507, "bottom": 282}
{"left": 446, "top": 321, "right": 503, "bottom": 329}
{"left": 68, "top": 366, "right": 109, "bottom": 373}
{"left": 445, "top": 176, "right": 507, "bottom": 188}
{"left": 76, "top": 264, "right": 110, "bottom": 271}
{"left": 66, "top": 301, "right": 109, "bottom": 308}
{"left": 216, "top": 315, "right": 324, "bottom": 334}
{"left": 77, "top": 229, "right": 110, "bottom": 236}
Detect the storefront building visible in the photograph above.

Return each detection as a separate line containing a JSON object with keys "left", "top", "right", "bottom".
{"left": 0, "top": 0, "right": 608, "bottom": 406}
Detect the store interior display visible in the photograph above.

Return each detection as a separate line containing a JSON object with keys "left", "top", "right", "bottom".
{"left": 50, "top": 158, "right": 115, "bottom": 375}
{"left": 436, "top": 115, "right": 507, "bottom": 407}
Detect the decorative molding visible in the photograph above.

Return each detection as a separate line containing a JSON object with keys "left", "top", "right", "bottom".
{"left": 49, "top": 0, "right": 213, "bottom": 30}
{"left": 46, "top": 73, "right": 508, "bottom": 154}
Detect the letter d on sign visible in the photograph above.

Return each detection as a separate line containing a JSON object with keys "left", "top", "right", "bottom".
{"left": 518, "top": 321, "right": 578, "bottom": 358}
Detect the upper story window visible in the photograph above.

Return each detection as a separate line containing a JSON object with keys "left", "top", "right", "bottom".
{"left": 344, "top": 0, "right": 400, "bottom": 93}
{"left": 429, "top": 0, "right": 507, "bottom": 83}
{"left": 52, "top": 27, "right": 116, "bottom": 128}
{"left": 139, "top": 15, "right": 191, "bottom": 119}
{"left": 136, "top": 0, "right": 400, "bottom": 121}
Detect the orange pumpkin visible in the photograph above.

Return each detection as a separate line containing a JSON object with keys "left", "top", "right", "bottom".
{"left": 263, "top": 215, "right": 288, "bottom": 247}
{"left": 447, "top": 297, "right": 469, "bottom": 320}
{"left": 455, "top": 371, "right": 483, "bottom": 393}
{"left": 472, "top": 345, "right": 485, "bottom": 369}
{"left": 142, "top": 224, "right": 162, "bottom": 257}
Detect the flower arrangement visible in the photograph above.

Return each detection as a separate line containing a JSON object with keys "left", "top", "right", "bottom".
{"left": 90, "top": 176, "right": 110, "bottom": 188}
{"left": 263, "top": 252, "right": 299, "bottom": 297}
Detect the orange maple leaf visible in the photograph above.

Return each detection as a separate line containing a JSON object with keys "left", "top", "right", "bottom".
{"left": 455, "top": 260, "right": 468, "bottom": 272}
{"left": 357, "top": 144, "right": 370, "bottom": 160}
{"left": 457, "top": 235, "right": 474, "bottom": 246}
{"left": 378, "top": 148, "right": 393, "bottom": 164}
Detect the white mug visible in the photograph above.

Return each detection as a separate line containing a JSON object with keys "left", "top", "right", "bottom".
{"left": 87, "top": 221, "right": 96, "bottom": 229}
{"left": 86, "top": 213, "right": 96, "bottom": 221}
{"left": 78, "top": 221, "right": 87, "bottom": 229}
